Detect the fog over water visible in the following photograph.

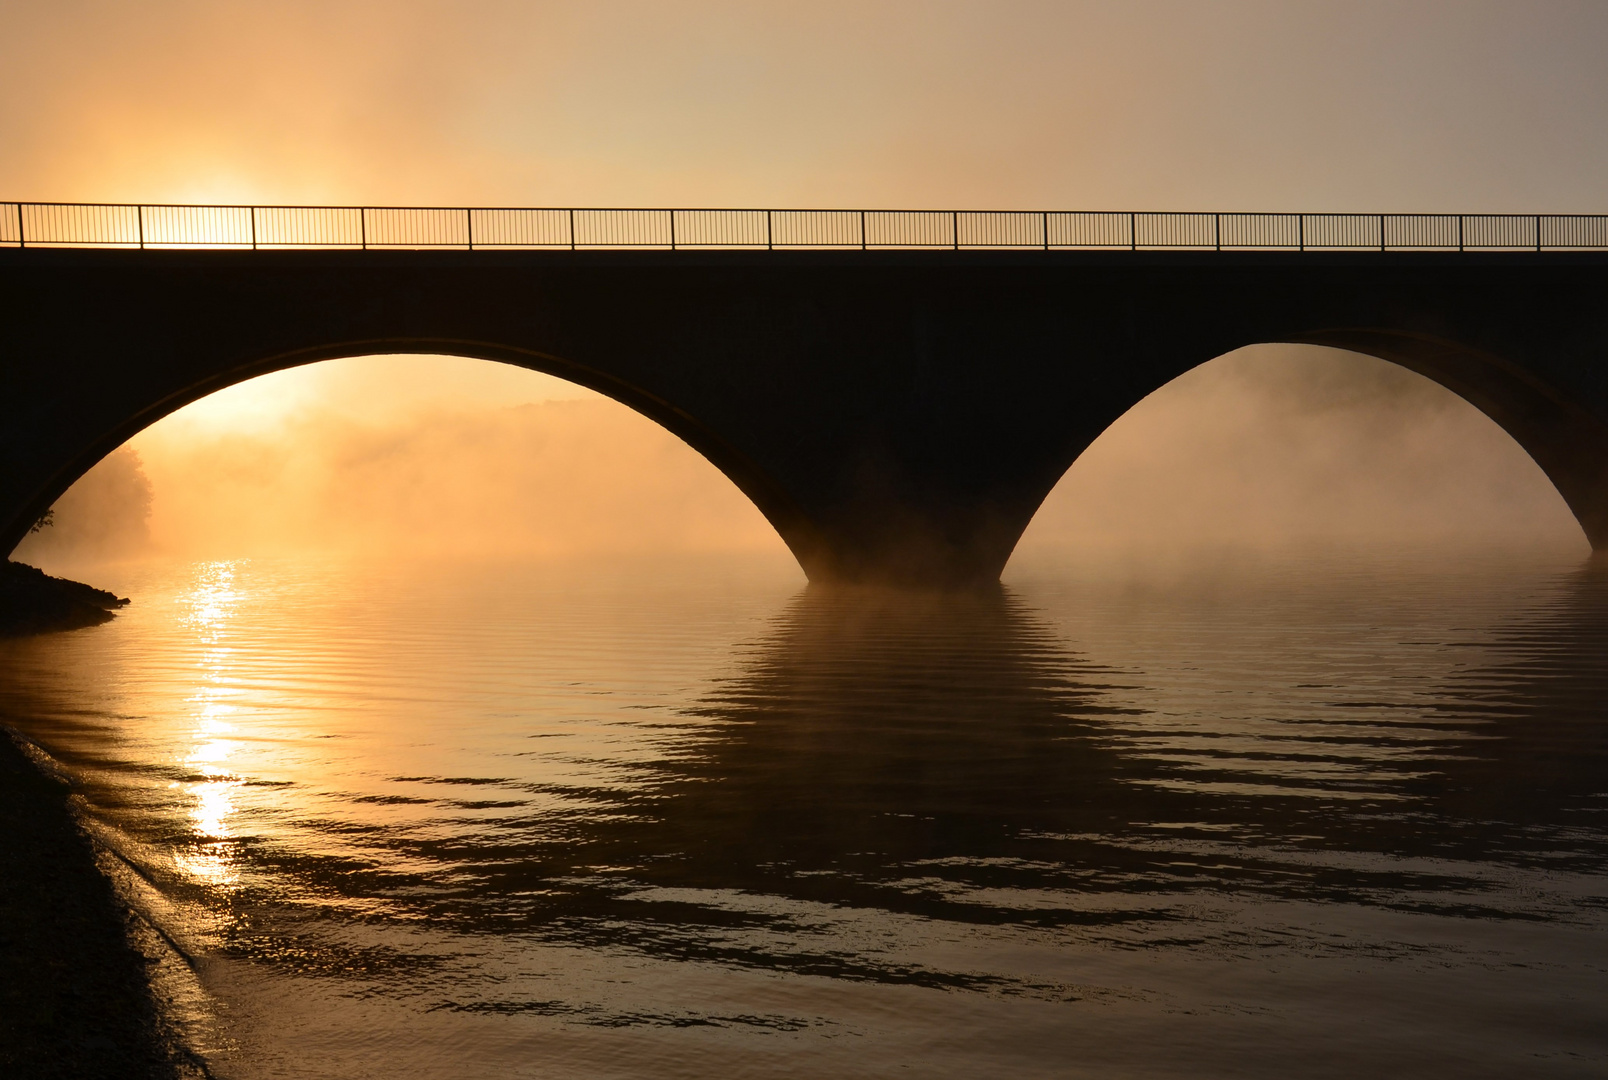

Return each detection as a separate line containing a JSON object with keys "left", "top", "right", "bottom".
{"left": 22, "top": 354, "right": 783, "bottom": 566}
{"left": 1017, "top": 345, "right": 1584, "bottom": 560}
{"left": 16, "top": 344, "right": 1586, "bottom": 570}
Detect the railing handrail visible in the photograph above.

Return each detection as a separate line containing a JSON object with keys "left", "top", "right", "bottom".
{"left": 3, "top": 202, "right": 1606, "bottom": 252}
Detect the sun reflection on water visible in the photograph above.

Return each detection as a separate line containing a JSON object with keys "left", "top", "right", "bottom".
{"left": 174, "top": 561, "right": 248, "bottom": 889}
{"left": 182, "top": 561, "right": 241, "bottom": 634}
{"left": 172, "top": 779, "right": 242, "bottom": 887}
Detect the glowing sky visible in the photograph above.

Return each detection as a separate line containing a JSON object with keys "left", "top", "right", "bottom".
{"left": 4, "top": 1, "right": 1607, "bottom": 211}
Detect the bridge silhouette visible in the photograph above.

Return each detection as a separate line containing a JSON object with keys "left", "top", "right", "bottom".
{"left": 4, "top": 203, "right": 1608, "bottom": 585}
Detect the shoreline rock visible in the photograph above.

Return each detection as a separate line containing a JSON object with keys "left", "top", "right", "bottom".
{"left": 0, "top": 561, "right": 129, "bottom": 637}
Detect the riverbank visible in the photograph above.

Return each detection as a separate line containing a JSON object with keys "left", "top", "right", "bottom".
{"left": 0, "top": 729, "right": 200, "bottom": 1078}
{"left": 0, "top": 560, "right": 129, "bottom": 636}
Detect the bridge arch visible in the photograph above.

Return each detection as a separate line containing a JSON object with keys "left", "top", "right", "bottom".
{"left": 12, "top": 340, "right": 815, "bottom": 570}
{"left": 1285, "top": 328, "right": 1608, "bottom": 547}
{"left": 6, "top": 247, "right": 1608, "bottom": 586}
{"left": 1010, "top": 334, "right": 1601, "bottom": 565}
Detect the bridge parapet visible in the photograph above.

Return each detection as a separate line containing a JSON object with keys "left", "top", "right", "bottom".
{"left": 3, "top": 203, "right": 1606, "bottom": 252}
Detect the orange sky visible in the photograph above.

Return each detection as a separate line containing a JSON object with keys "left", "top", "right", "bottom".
{"left": 4, "top": 1, "right": 1607, "bottom": 210}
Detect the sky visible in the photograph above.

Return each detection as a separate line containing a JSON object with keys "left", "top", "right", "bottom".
{"left": 6, "top": 0, "right": 1605, "bottom": 567}
{"left": 5, "top": 1, "right": 1608, "bottom": 210}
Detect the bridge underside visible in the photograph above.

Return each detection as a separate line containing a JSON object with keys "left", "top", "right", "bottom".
{"left": 3, "top": 249, "right": 1607, "bottom": 586}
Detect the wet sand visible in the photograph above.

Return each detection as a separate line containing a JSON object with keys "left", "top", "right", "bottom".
{"left": 0, "top": 729, "right": 199, "bottom": 1078}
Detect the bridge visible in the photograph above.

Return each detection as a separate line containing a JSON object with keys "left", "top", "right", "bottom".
{"left": 3, "top": 203, "right": 1608, "bottom": 585}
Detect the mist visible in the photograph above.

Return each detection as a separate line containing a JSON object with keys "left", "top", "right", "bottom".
{"left": 13, "top": 447, "right": 154, "bottom": 566}
{"left": 1013, "top": 344, "right": 1586, "bottom": 568}
{"left": 131, "top": 396, "right": 784, "bottom": 562}
{"left": 13, "top": 346, "right": 1588, "bottom": 577}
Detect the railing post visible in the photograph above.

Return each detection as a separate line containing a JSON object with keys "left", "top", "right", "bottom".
{"left": 137, "top": 205, "right": 144, "bottom": 249}
{"left": 16, "top": 203, "right": 23, "bottom": 248}
{"left": 250, "top": 206, "right": 257, "bottom": 250}
{"left": 1298, "top": 214, "right": 1304, "bottom": 252}
{"left": 1129, "top": 211, "right": 1136, "bottom": 251}
{"left": 1042, "top": 210, "right": 1049, "bottom": 250}
{"left": 568, "top": 208, "right": 576, "bottom": 251}
{"left": 766, "top": 209, "right": 773, "bottom": 250}
{"left": 1379, "top": 214, "right": 1386, "bottom": 252}
{"left": 952, "top": 210, "right": 958, "bottom": 250}
{"left": 1536, "top": 215, "right": 1542, "bottom": 252}
{"left": 1457, "top": 214, "right": 1463, "bottom": 252}
{"left": 1214, "top": 212, "right": 1221, "bottom": 251}
{"left": 360, "top": 207, "right": 367, "bottom": 250}
{"left": 669, "top": 209, "right": 676, "bottom": 250}
{"left": 860, "top": 209, "right": 866, "bottom": 250}
{"left": 466, "top": 208, "right": 473, "bottom": 250}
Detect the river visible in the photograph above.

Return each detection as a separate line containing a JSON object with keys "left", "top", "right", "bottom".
{"left": 2, "top": 548, "right": 1605, "bottom": 1078}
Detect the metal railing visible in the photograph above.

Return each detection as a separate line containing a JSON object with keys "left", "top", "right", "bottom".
{"left": 3, "top": 203, "right": 1606, "bottom": 251}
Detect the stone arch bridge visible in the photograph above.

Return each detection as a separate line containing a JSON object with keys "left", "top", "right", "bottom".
{"left": 3, "top": 206, "right": 1607, "bottom": 585}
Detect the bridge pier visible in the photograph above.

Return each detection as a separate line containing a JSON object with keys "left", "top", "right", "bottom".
{"left": 768, "top": 467, "right": 1044, "bottom": 587}
{"left": 3, "top": 248, "right": 1608, "bottom": 587}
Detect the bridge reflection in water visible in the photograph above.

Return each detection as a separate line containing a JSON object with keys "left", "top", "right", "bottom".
{"left": 386, "top": 573, "right": 1608, "bottom": 950}
{"left": 2, "top": 555, "right": 1606, "bottom": 1073}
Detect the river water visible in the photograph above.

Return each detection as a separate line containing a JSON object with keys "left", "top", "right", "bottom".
{"left": 2, "top": 549, "right": 1606, "bottom": 1078}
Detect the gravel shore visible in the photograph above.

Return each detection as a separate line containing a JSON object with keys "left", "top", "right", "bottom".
{"left": 0, "top": 729, "right": 205, "bottom": 1077}
{"left": 1, "top": 564, "right": 208, "bottom": 1076}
